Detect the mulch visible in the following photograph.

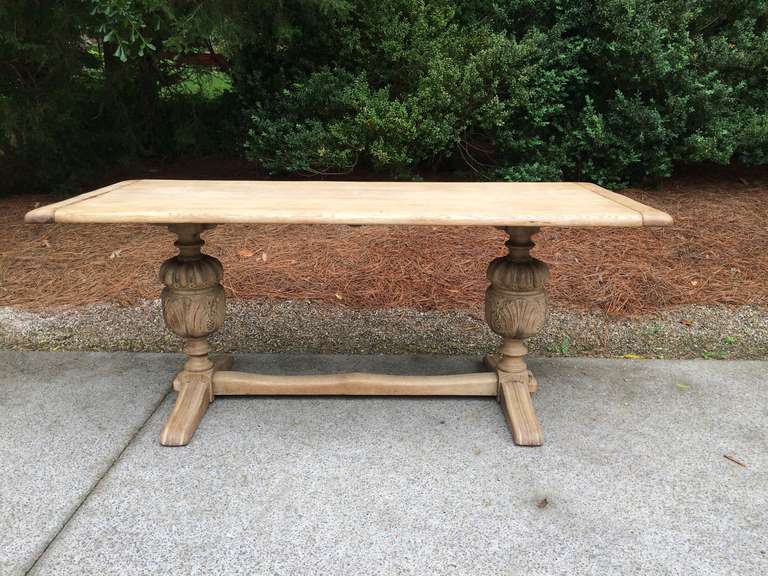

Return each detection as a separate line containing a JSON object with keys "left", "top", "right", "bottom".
{"left": 2, "top": 172, "right": 767, "bottom": 317}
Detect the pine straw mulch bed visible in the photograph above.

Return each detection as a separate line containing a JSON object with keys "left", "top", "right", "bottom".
{"left": 2, "top": 175, "right": 767, "bottom": 317}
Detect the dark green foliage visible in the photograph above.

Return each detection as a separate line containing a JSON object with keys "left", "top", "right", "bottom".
{"left": 1, "top": 1, "right": 100, "bottom": 192}
{"left": 1, "top": 0, "right": 767, "bottom": 192}
{"left": 0, "top": 0, "right": 238, "bottom": 193}
{"left": 239, "top": 0, "right": 768, "bottom": 187}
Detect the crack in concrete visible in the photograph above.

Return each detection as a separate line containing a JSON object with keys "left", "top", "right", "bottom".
{"left": 23, "top": 389, "right": 172, "bottom": 576}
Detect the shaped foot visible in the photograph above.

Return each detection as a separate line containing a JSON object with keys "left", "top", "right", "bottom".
{"left": 160, "top": 372, "right": 213, "bottom": 446}
{"left": 498, "top": 376, "right": 543, "bottom": 446}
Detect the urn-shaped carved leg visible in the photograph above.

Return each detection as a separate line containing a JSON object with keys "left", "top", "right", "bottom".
{"left": 485, "top": 227, "right": 549, "bottom": 446}
{"left": 159, "top": 224, "right": 229, "bottom": 446}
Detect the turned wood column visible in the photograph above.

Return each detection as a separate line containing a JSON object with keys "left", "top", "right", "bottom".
{"left": 159, "top": 224, "right": 226, "bottom": 446}
{"left": 485, "top": 226, "right": 549, "bottom": 446}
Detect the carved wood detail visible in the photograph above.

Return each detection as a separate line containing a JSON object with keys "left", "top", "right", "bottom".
{"left": 485, "top": 227, "right": 549, "bottom": 446}
{"left": 159, "top": 224, "right": 226, "bottom": 446}
{"left": 154, "top": 223, "right": 552, "bottom": 448}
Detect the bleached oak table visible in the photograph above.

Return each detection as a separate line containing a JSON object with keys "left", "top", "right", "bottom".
{"left": 26, "top": 180, "right": 672, "bottom": 447}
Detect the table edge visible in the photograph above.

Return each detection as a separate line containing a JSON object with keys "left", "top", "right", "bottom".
{"left": 578, "top": 183, "right": 673, "bottom": 226}
{"left": 24, "top": 179, "right": 674, "bottom": 227}
{"left": 24, "top": 180, "right": 140, "bottom": 224}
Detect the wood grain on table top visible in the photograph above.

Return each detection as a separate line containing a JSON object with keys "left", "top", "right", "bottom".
{"left": 25, "top": 180, "right": 673, "bottom": 227}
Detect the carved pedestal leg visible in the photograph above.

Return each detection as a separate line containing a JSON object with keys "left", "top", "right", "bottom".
{"left": 159, "top": 224, "right": 226, "bottom": 446}
{"left": 485, "top": 227, "right": 549, "bottom": 446}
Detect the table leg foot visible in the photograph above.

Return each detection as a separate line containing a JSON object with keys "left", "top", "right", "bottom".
{"left": 173, "top": 353, "right": 233, "bottom": 391}
{"left": 483, "top": 355, "right": 538, "bottom": 393}
{"left": 160, "top": 372, "right": 213, "bottom": 446}
{"left": 498, "top": 376, "right": 543, "bottom": 446}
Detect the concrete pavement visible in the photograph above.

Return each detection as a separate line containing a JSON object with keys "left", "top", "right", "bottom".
{"left": 1, "top": 352, "right": 766, "bottom": 575}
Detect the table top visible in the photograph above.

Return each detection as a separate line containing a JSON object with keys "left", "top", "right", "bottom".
{"left": 25, "top": 180, "right": 672, "bottom": 227}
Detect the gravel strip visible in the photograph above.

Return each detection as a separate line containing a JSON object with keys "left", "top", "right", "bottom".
{"left": 1, "top": 300, "right": 766, "bottom": 359}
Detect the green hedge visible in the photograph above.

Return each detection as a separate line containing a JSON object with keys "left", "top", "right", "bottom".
{"left": 238, "top": 0, "right": 768, "bottom": 187}
{"left": 2, "top": 0, "right": 767, "bottom": 192}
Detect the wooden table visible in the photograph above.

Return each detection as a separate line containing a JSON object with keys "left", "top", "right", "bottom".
{"left": 26, "top": 180, "right": 673, "bottom": 447}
